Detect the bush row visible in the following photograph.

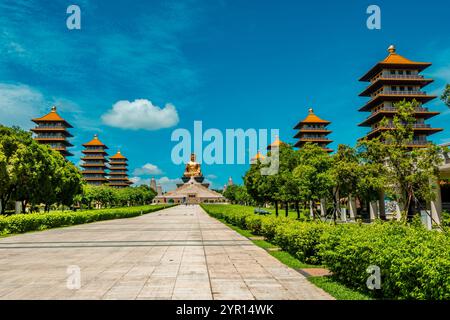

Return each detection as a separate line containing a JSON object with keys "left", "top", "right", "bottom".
{"left": 0, "top": 205, "right": 172, "bottom": 235}
{"left": 201, "top": 204, "right": 450, "bottom": 300}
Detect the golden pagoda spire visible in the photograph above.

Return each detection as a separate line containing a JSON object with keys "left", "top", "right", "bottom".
{"left": 387, "top": 44, "right": 396, "bottom": 54}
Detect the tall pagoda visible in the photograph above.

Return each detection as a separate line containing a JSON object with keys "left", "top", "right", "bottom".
{"left": 293, "top": 108, "right": 333, "bottom": 152}
{"left": 108, "top": 150, "right": 132, "bottom": 188}
{"left": 150, "top": 177, "right": 157, "bottom": 192}
{"left": 358, "top": 45, "right": 442, "bottom": 146}
{"left": 80, "top": 134, "right": 109, "bottom": 185}
{"left": 31, "top": 106, "right": 73, "bottom": 158}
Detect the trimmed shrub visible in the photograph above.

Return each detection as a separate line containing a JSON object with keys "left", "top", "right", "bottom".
{"left": 201, "top": 204, "right": 450, "bottom": 300}
{"left": 0, "top": 205, "right": 171, "bottom": 236}
{"left": 275, "top": 221, "right": 331, "bottom": 265}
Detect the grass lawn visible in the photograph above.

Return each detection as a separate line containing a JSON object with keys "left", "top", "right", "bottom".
{"left": 308, "top": 276, "right": 372, "bottom": 300}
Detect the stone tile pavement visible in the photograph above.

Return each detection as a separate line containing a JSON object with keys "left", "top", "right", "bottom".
{"left": 0, "top": 205, "right": 333, "bottom": 300}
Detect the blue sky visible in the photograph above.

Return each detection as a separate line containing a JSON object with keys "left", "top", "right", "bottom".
{"left": 1, "top": 0, "right": 449, "bottom": 190}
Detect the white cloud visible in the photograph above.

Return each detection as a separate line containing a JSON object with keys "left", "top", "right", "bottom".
{"left": 206, "top": 174, "right": 217, "bottom": 179}
{"left": 0, "top": 82, "right": 98, "bottom": 132}
{"left": 101, "top": 99, "right": 179, "bottom": 130}
{"left": 130, "top": 176, "right": 150, "bottom": 185}
{"left": 0, "top": 83, "right": 44, "bottom": 129}
{"left": 133, "top": 163, "right": 163, "bottom": 176}
{"left": 157, "top": 176, "right": 183, "bottom": 192}
{"left": 129, "top": 176, "right": 182, "bottom": 192}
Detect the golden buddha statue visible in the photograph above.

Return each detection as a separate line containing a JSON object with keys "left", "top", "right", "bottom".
{"left": 184, "top": 153, "right": 202, "bottom": 178}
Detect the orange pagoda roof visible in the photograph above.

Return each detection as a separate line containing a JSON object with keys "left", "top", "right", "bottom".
{"left": 267, "top": 136, "right": 286, "bottom": 150}
{"left": 110, "top": 150, "right": 127, "bottom": 160}
{"left": 295, "top": 108, "right": 330, "bottom": 127}
{"left": 32, "top": 106, "right": 73, "bottom": 127}
{"left": 251, "top": 150, "right": 265, "bottom": 161}
{"left": 360, "top": 45, "right": 431, "bottom": 81}
{"left": 82, "top": 134, "right": 108, "bottom": 148}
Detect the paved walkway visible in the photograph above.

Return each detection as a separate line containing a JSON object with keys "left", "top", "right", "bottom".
{"left": 0, "top": 205, "right": 333, "bottom": 300}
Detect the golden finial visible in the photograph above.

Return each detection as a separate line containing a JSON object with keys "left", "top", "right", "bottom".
{"left": 388, "top": 45, "right": 396, "bottom": 54}
{"left": 308, "top": 108, "right": 314, "bottom": 114}
{"left": 94, "top": 134, "right": 98, "bottom": 139}
{"left": 51, "top": 106, "right": 57, "bottom": 112}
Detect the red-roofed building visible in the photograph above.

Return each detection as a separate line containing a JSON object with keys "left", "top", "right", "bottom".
{"left": 31, "top": 106, "right": 73, "bottom": 158}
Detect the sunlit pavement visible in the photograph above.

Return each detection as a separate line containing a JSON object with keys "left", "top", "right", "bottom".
{"left": 0, "top": 205, "right": 333, "bottom": 300}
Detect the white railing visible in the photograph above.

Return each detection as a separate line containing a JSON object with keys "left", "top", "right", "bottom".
{"left": 300, "top": 137, "right": 331, "bottom": 141}
{"left": 370, "top": 107, "right": 429, "bottom": 115}
{"left": 301, "top": 126, "right": 328, "bottom": 130}
{"left": 370, "top": 124, "right": 431, "bottom": 133}
{"left": 381, "top": 90, "right": 426, "bottom": 95}
{"left": 381, "top": 74, "right": 424, "bottom": 79}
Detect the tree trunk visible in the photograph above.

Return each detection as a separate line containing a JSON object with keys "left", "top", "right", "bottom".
{"left": 309, "top": 200, "right": 314, "bottom": 220}
{"left": 0, "top": 198, "right": 5, "bottom": 215}
{"left": 274, "top": 201, "right": 278, "bottom": 217}
{"left": 21, "top": 200, "right": 27, "bottom": 214}
{"left": 365, "top": 200, "right": 370, "bottom": 223}
{"left": 285, "top": 202, "right": 288, "bottom": 217}
{"left": 295, "top": 201, "right": 300, "bottom": 219}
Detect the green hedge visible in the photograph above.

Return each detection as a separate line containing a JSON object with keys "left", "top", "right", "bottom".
{"left": 201, "top": 204, "right": 450, "bottom": 300}
{"left": 0, "top": 205, "right": 172, "bottom": 235}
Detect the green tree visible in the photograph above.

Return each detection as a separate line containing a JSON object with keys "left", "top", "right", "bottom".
{"left": 276, "top": 144, "right": 302, "bottom": 217}
{"left": 224, "top": 184, "right": 252, "bottom": 205}
{"left": 244, "top": 159, "right": 273, "bottom": 209}
{"left": 0, "top": 125, "right": 84, "bottom": 213}
{"left": 356, "top": 139, "right": 389, "bottom": 219}
{"left": 330, "top": 145, "right": 362, "bottom": 220}
{"left": 223, "top": 184, "right": 239, "bottom": 203}
{"left": 441, "top": 84, "right": 450, "bottom": 107}
{"left": 292, "top": 143, "right": 334, "bottom": 219}
{"left": 360, "top": 100, "right": 444, "bottom": 221}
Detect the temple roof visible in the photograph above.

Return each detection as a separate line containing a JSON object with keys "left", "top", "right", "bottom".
{"left": 295, "top": 108, "right": 330, "bottom": 126}
{"left": 251, "top": 150, "right": 265, "bottom": 161}
{"left": 155, "top": 177, "right": 224, "bottom": 199}
{"left": 267, "top": 135, "right": 287, "bottom": 150}
{"left": 32, "top": 106, "right": 73, "bottom": 127}
{"left": 110, "top": 150, "right": 127, "bottom": 160}
{"left": 82, "top": 134, "right": 108, "bottom": 148}
{"left": 360, "top": 45, "right": 431, "bottom": 81}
